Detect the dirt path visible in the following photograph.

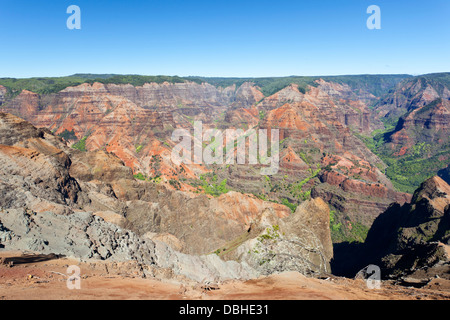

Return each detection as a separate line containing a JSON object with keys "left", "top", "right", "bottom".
{"left": 1, "top": 251, "right": 449, "bottom": 300}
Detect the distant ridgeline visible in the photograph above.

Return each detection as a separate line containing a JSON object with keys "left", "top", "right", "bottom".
{"left": 0, "top": 73, "right": 414, "bottom": 100}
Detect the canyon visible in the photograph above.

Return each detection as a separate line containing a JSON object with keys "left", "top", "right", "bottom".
{"left": 0, "top": 76, "right": 418, "bottom": 241}
{"left": 0, "top": 73, "right": 449, "bottom": 300}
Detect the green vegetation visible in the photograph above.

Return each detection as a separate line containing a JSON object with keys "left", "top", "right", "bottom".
{"left": 330, "top": 214, "right": 370, "bottom": 244}
{"left": 0, "top": 74, "right": 188, "bottom": 98}
{"left": 253, "top": 225, "right": 282, "bottom": 266}
{"left": 58, "top": 129, "right": 77, "bottom": 141}
{"left": 72, "top": 136, "right": 88, "bottom": 152}
{"left": 83, "top": 74, "right": 187, "bottom": 87}
{"left": 259, "top": 110, "right": 266, "bottom": 120}
{"left": 383, "top": 150, "right": 449, "bottom": 193}
{"left": 348, "top": 221, "right": 370, "bottom": 243}
{"left": 149, "top": 176, "right": 162, "bottom": 184}
{"left": 133, "top": 172, "right": 147, "bottom": 181}
{"left": 0, "top": 76, "right": 88, "bottom": 97}
{"left": 257, "top": 225, "right": 281, "bottom": 242}
{"left": 199, "top": 173, "right": 229, "bottom": 197}
{"left": 133, "top": 172, "right": 162, "bottom": 183}
{"left": 186, "top": 76, "right": 314, "bottom": 96}
{"left": 135, "top": 145, "right": 144, "bottom": 153}
{"left": 254, "top": 148, "right": 322, "bottom": 213}
{"left": 288, "top": 166, "right": 320, "bottom": 202}
{"left": 329, "top": 210, "right": 342, "bottom": 233}
{"left": 149, "top": 155, "right": 162, "bottom": 177}
{"left": 187, "top": 74, "right": 412, "bottom": 98}
{"left": 281, "top": 199, "right": 297, "bottom": 213}
{"left": 354, "top": 121, "right": 449, "bottom": 193}
{"left": 169, "top": 179, "right": 181, "bottom": 190}
{"left": 415, "top": 73, "right": 450, "bottom": 92}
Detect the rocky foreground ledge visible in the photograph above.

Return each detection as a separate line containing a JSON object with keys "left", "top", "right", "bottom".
{"left": 0, "top": 208, "right": 257, "bottom": 283}
{"left": 1, "top": 252, "right": 450, "bottom": 300}
{"left": 0, "top": 197, "right": 335, "bottom": 283}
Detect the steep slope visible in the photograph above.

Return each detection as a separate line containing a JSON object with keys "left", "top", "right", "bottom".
{"left": 335, "top": 176, "right": 450, "bottom": 281}
{"left": 218, "top": 197, "right": 334, "bottom": 276}
{"left": 365, "top": 176, "right": 450, "bottom": 252}
{"left": 369, "top": 75, "right": 450, "bottom": 193}
{"left": 0, "top": 112, "right": 86, "bottom": 214}
{"left": 0, "top": 207, "right": 260, "bottom": 282}
{"left": 374, "top": 75, "right": 450, "bottom": 121}
{"left": 220, "top": 80, "right": 410, "bottom": 241}
{"left": 0, "top": 81, "right": 263, "bottom": 180}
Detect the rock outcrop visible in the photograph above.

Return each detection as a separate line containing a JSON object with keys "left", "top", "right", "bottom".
{"left": 353, "top": 176, "right": 450, "bottom": 282}
{"left": 0, "top": 208, "right": 256, "bottom": 282}
{"left": 365, "top": 176, "right": 450, "bottom": 253}
{"left": 213, "top": 197, "right": 333, "bottom": 276}
{"left": 0, "top": 113, "right": 85, "bottom": 214}
{"left": 122, "top": 188, "right": 292, "bottom": 255}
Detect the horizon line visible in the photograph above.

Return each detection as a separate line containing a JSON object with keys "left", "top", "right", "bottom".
{"left": 0, "top": 72, "right": 445, "bottom": 80}
{"left": 2, "top": 71, "right": 450, "bottom": 80}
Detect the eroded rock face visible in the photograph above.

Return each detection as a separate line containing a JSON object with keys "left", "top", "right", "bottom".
{"left": 318, "top": 154, "right": 411, "bottom": 206}
{"left": 0, "top": 113, "right": 84, "bottom": 213}
{"left": 219, "top": 80, "right": 400, "bottom": 237}
{"left": 0, "top": 82, "right": 245, "bottom": 181}
{"left": 361, "top": 176, "right": 450, "bottom": 279}
{"left": 374, "top": 77, "right": 450, "bottom": 157}
{"left": 0, "top": 145, "right": 80, "bottom": 211}
{"left": 0, "top": 74, "right": 417, "bottom": 282}
{"left": 69, "top": 149, "right": 134, "bottom": 183}
{"left": 218, "top": 197, "right": 334, "bottom": 276}
{"left": 0, "top": 208, "right": 257, "bottom": 282}
{"left": 0, "top": 208, "right": 156, "bottom": 263}
{"left": 0, "top": 112, "right": 263, "bottom": 281}
{"left": 366, "top": 176, "right": 450, "bottom": 252}
{"left": 284, "top": 198, "right": 334, "bottom": 263}
{"left": 123, "top": 188, "right": 291, "bottom": 255}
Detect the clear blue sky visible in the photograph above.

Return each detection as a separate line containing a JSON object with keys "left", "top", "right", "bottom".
{"left": 0, "top": 0, "right": 449, "bottom": 78}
